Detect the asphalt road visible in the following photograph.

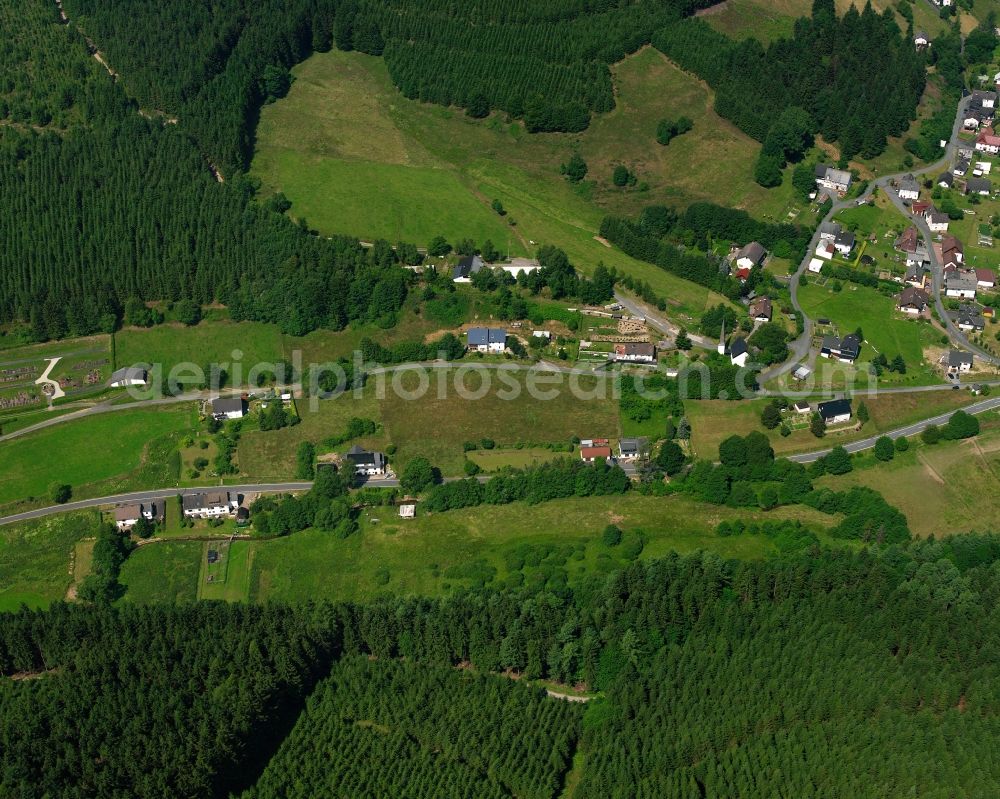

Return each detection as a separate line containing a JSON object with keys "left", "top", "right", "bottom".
{"left": 613, "top": 291, "right": 715, "bottom": 350}
{"left": 787, "top": 394, "right": 1000, "bottom": 463}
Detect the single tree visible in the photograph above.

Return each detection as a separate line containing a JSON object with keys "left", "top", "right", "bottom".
{"left": 873, "top": 436, "right": 895, "bottom": 461}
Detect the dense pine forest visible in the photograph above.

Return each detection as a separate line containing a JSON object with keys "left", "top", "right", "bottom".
{"left": 5, "top": 538, "right": 1000, "bottom": 797}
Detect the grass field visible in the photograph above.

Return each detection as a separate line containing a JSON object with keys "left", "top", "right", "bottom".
{"left": 0, "top": 512, "right": 98, "bottom": 611}
{"left": 243, "top": 493, "right": 838, "bottom": 604}
{"left": 379, "top": 368, "right": 619, "bottom": 474}
{"left": 119, "top": 541, "right": 201, "bottom": 604}
{"left": 820, "top": 419, "right": 1000, "bottom": 537}
{"left": 251, "top": 47, "right": 761, "bottom": 320}
{"left": 798, "top": 281, "right": 944, "bottom": 386}
{"left": 467, "top": 447, "right": 573, "bottom": 471}
{"left": 0, "top": 406, "right": 194, "bottom": 510}
{"left": 686, "top": 389, "right": 978, "bottom": 460}
{"left": 198, "top": 540, "right": 253, "bottom": 602}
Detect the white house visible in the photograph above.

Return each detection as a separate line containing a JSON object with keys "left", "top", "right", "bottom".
{"left": 211, "top": 397, "right": 247, "bottom": 420}
{"left": 925, "top": 208, "right": 949, "bottom": 233}
{"left": 945, "top": 271, "right": 978, "bottom": 299}
{"left": 345, "top": 445, "right": 387, "bottom": 476}
{"left": 815, "top": 164, "right": 852, "bottom": 194}
{"left": 113, "top": 502, "right": 158, "bottom": 531}
{"left": 815, "top": 240, "right": 835, "bottom": 260}
{"left": 913, "top": 31, "right": 930, "bottom": 49}
{"left": 972, "top": 90, "right": 997, "bottom": 109}
{"left": 976, "top": 129, "right": 1000, "bottom": 155}
{"left": 808, "top": 258, "right": 824, "bottom": 273}
{"left": 734, "top": 241, "right": 767, "bottom": 270}
{"left": 897, "top": 174, "right": 920, "bottom": 201}
{"left": 834, "top": 230, "right": 855, "bottom": 256}
{"left": 948, "top": 350, "right": 974, "bottom": 373}
{"left": 467, "top": 327, "right": 507, "bottom": 353}
{"left": 497, "top": 257, "right": 540, "bottom": 277}
{"left": 110, "top": 366, "right": 148, "bottom": 387}
{"left": 729, "top": 337, "right": 749, "bottom": 368}
{"left": 182, "top": 491, "right": 238, "bottom": 519}
{"left": 617, "top": 438, "right": 645, "bottom": 460}
{"left": 977, "top": 269, "right": 996, "bottom": 289}
{"left": 818, "top": 221, "right": 841, "bottom": 241}
{"left": 818, "top": 399, "right": 852, "bottom": 425}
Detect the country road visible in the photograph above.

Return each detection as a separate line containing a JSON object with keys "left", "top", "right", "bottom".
{"left": 2, "top": 396, "right": 994, "bottom": 527}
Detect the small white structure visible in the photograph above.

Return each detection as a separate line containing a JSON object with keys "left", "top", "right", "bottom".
{"left": 532, "top": 330, "right": 552, "bottom": 339}
{"left": 808, "top": 258, "right": 824, "bottom": 273}
{"left": 815, "top": 241, "right": 835, "bottom": 260}
{"left": 498, "top": 257, "right": 541, "bottom": 277}
{"left": 792, "top": 365, "right": 811, "bottom": 381}
{"left": 110, "top": 366, "right": 148, "bottom": 387}
{"left": 399, "top": 503, "right": 416, "bottom": 519}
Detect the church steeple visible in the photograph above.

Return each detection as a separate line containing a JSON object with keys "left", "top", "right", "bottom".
{"left": 717, "top": 317, "right": 726, "bottom": 355}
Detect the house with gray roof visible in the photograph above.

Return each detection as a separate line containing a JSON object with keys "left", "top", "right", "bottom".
{"left": 734, "top": 241, "right": 766, "bottom": 270}
{"left": 965, "top": 176, "right": 992, "bottom": 196}
{"left": 467, "top": 327, "right": 507, "bottom": 353}
{"left": 945, "top": 271, "right": 978, "bottom": 299}
{"left": 452, "top": 255, "right": 486, "bottom": 282}
{"left": 815, "top": 164, "right": 852, "bottom": 194}
{"left": 951, "top": 305, "right": 985, "bottom": 332}
{"left": 897, "top": 174, "right": 921, "bottom": 201}
{"left": 211, "top": 397, "right": 247, "bottom": 420}
{"left": 346, "top": 445, "right": 387, "bottom": 476}
{"left": 948, "top": 350, "right": 974, "bottom": 372}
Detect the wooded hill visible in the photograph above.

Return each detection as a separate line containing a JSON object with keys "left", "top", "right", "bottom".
{"left": 1, "top": 0, "right": 928, "bottom": 340}
{"left": 4, "top": 536, "right": 1000, "bottom": 797}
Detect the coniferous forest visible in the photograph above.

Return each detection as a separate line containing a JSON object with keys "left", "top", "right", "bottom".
{"left": 5, "top": 539, "right": 1000, "bottom": 797}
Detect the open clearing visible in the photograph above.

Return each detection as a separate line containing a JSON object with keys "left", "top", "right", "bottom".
{"left": 820, "top": 420, "right": 1000, "bottom": 537}
{"left": 0, "top": 406, "right": 194, "bottom": 510}
{"left": 252, "top": 47, "right": 765, "bottom": 319}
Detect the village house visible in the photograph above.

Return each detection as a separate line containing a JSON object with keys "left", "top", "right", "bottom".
{"left": 818, "top": 399, "right": 853, "bottom": 425}
{"left": 345, "top": 445, "right": 387, "bottom": 476}
{"left": 904, "top": 263, "right": 929, "bottom": 289}
{"left": 182, "top": 491, "right": 238, "bottom": 519}
{"left": 948, "top": 350, "right": 974, "bottom": 373}
{"left": 897, "top": 174, "right": 921, "bottom": 202}
{"left": 579, "top": 445, "right": 612, "bottom": 464}
{"left": 748, "top": 296, "right": 772, "bottom": 323}
{"left": 807, "top": 257, "right": 825, "bottom": 273}
{"left": 954, "top": 158, "right": 971, "bottom": 177}
{"left": 896, "top": 286, "right": 931, "bottom": 315}
{"left": 613, "top": 342, "right": 656, "bottom": 364}
{"left": 820, "top": 334, "right": 860, "bottom": 364}
{"left": 976, "top": 129, "right": 1000, "bottom": 155}
{"left": 792, "top": 400, "right": 812, "bottom": 414}
{"left": 466, "top": 327, "right": 507, "bottom": 353}
{"left": 977, "top": 268, "right": 996, "bottom": 289}
{"left": 815, "top": 164, "right": 852, "bottom": 195}
{"left": 211, "top": 397, "right": 247, "bottom": 420}
{"left": 452, "top": 254, "right": 486, "bottom": 282}
{"left": 972, "top": 89, "right": 997, "bottom": 109}
{"left": 895, "top": 226, "right": 923, "bottom": 260}
{"left": 815, "top": 240, "right": 836, "bottom": 261}
{"left": 110, "top": 366, "right": 148, "bottom": 387}
{"left": 617, "top": 438, "right": 645, "bottom": 460}
{"left": 945, "top": 270, "right": 978, "bottom": 299}
{"left": 834, "top": 230, "right": 855, "bottom": 256}
{"left": 925, "top": 208, "right": 949, "bottom": 233}
{"left": 113, "top": 502, "right": 161, "bottom": 531}
{"left": 734, "top": 241, "right": 767, "bottom": 271}
{"left": 965, "top": 176, "right": 992, "bottom": 196}
{"left": 941, "top": 235, "right": 964, "bottom": 270}
{"left": 729, "top": 337, "right": 749, "bottom": 367}
{"left": 937, "top": 172, "right": 954, "bottom": 189}
{"left": 911, "top": 200, "right": 932, "bottom": 217}
{"left": 951, "top": 304, "right": 986, "bottom": 332}
{"left": 818, "top": 221, "right": 842, "bottom": 241}
{"left": 913, "top": 30, "right": 930, "bottom": 49}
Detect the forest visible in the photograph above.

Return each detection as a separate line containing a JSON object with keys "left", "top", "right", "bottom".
{"left": 6, "top": 536, "right": 1000, "bottom": 797}
{"left": 654, "top": 0, "right": 926, "bottom": 160}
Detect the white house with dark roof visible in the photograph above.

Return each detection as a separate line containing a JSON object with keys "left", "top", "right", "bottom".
{"left": 452, "top": 255, "right": 486, "bottom": 282}
{"left": 820, "top": 334, "right": 860, "bottom": 363}
{"left": 734, "top": 241, "right": 767, "bottom": 270}
{"left": 818, "top": 221, "right": 841, "bottom": 241}
{"left": 925, "top": 208, "right": 949, "bottom": 232}
{"left": 965, "top": 176, "right": 992, "bottom": 196}
{"left": 946, "top": 271, "right": 978, "bottom": 299}
{"left": 182, "top": 491, "right": 238, "bottom": 518}
{"left": 818, "top": 399, "right": 852, "bottom": 425}
{"left": 948, "top": 350, "right": 974, "bottom": 373}
{"left": 951, "top": 305, "right": 986, "bottom": 332}
{"left": 211, "top": 397, "right": 247, "bottom": 420}
{"left": 729, "top": 337, "right": 749, "bottom": 367}
{"left": 834, "top": 230, "right": 855, "bottom": 256}
{"left": 346, "top": 445, "right": 387, "bottom": 476}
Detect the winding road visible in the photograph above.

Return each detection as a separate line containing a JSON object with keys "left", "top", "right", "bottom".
{"left": 761, "top": 86, "right": 995, "bottom": 382}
